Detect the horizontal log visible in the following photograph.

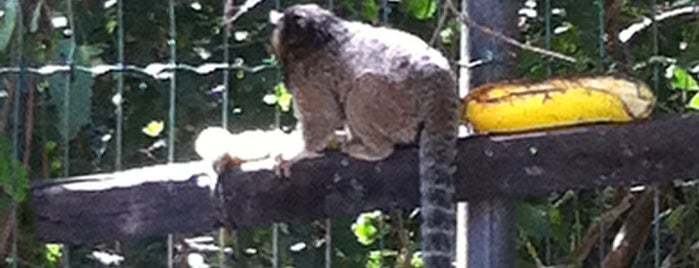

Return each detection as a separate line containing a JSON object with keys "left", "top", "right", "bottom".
{"left": 33, "top": 114, "right": 699, "bottom": 243}
{"left": 33, "top": 162, "right": 220, "bottom": 244}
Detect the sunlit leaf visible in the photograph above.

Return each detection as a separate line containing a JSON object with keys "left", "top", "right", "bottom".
{"left": 366, "top": 250, "right": 398, "bottom": 268}
{"left": 106, "top": 20, "right": 117, "bottom": 34}
{"left": 274, "top": 82, "right": 293, "bottom": 112}
{"left": 363, "top": 0, "right": 379, "bottom": 22}
{"left": 403, "top": 0, "right": 437, "bottom": 20}
{"left": 687, "top": 92, "right": 699, "bottom": 110}
{"left": 45, "top": 244, "right": 63, "bottom": 266}
{"left": 672, "top": 66, "right": 699, "bottom": 91}
{"left": 142, "top": 121, "right": 165, "bottom": 137}
{"left": 440, "top": 28, "right": 453, "bottom": 45}
{"left": 351, "top": 211, "right": 384, "bottom": 245}
{"left": 411, "top": 251, "right": 424, "bottom": 267}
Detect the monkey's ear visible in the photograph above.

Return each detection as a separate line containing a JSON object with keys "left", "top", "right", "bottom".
{"left": 269, "top": 10, "right": 283, "bottom": 25}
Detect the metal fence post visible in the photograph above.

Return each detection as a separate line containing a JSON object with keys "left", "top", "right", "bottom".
{"left": 465, "top": 0, "right": 518, "bottom": 267}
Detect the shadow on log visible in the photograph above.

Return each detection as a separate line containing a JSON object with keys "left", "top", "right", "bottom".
{"left": 33, "top": 114, "right": 699, "bottom": 244}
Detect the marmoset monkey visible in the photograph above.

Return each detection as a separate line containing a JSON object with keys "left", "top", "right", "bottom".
{"left": 271, "top": 4, "right": 459, "bottom": 267}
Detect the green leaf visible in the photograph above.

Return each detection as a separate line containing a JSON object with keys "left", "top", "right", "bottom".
{"left": 411, "top": 252, "right": 424, "bottom": 267}
{"left": 672, "top": 66, "right": 699, "bottom": 91}
{"left": 106, "top": 20, "right": 117, "bottom": 34}
{"left": 440, "top": 28, "right": 453, "bottom": 45}
{"left": 366, "top": 250, "right": 398, "bottom": 268}
{"left": 362, "top": 0, "right": 379, "bottom": 22}
{"left": 274, "top": 82, "right": 293, "bottom": 112}
{"left": 517, "top": 203, "right": 550, "bottom": 241}
{"left": 0, "top": 0, "right": 18, "bottom": 52}
{"left": 142, "top": 120, "right": 165, "bottom": 137}
{"left": 0, "top": 136, "right": 29, "bottom": 203}
{"left": 666, "top": 204, "right": 686, "bottom": 232}
{"left": 687, "top": 92, "right": 699, "bottom": 110}
{"left": 402, "top": 0, "right": 437, "bottom": 20}
{"left": 351, "top": 211, "right": 384, "bottom": 245}
{"left": 366, "top": 250, "right": 382, "bottom": 268}
{"left": 352, "top": 219, "right": 378, "bottom": 245}
{"left": 45, "top": 244, "right": 63, "bottom": 267}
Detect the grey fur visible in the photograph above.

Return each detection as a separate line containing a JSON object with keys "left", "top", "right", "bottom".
{"left": 272, "top": 4, "right": 459, "bottom": 267}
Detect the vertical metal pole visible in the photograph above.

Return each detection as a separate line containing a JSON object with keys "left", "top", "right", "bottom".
{"left": 323, "top": 1, "right": 333, "bottom": 267}
{"left": 544, "top": 0, "right": 552, "bottom": 77}
{"left": 62, "top": 0, "right": 77, "bottom": 265}
{"left": 544, "top": 0, "right": 553, "bottom": 263}
{"left": 167, "top": 0, "right": 177, "bottom": 266}
{"left": 595, "top": 1, "right": 607, "bottom": 265}
{"left": 272, "top": 1, "right": 283, "bottom": 267}
{"left": 466, "top": 0, "right": 518, "bottom": 267}
{"left": 115, "top": 1, "right": 125, "bottom": 171}
{"left": 113, "top": 0, "right": 126, "bottom": 259}
{"left": 468, "top": 199, "right": 516, "bottom": 267}
{"left": 456, "top": 0, "right": 470, "bottom": 267}
{"left": 11, "top": 1, "right": 24, "bottom": 267}
{"left": 324, "top": 219, "right": 332, "bottom": 268}
{"left": 220, "top": 0, "right": 233, "bottom": 267}
{"left": 650, "top": 0, "right": 661, "bottom": 264}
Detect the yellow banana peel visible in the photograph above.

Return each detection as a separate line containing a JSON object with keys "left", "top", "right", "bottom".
{"left": 462, "top": 76, "right": 656, "bottom": 134}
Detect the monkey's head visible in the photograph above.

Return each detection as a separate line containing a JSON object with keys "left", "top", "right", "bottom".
{"left": 271, "top": 4, "right": 342, "bottom": 62}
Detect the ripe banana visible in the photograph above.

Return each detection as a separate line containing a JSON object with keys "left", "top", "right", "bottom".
{"left": 462, "top": 76, "right": 656, "bottom": 134}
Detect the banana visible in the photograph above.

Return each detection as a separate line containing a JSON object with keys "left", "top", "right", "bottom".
{"left": 462, "top": 76, "right": 656, "bottom": 134}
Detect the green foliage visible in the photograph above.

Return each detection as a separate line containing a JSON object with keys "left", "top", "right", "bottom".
{"left": 351, "top": 211, "right": 386, "bottom": 245}
{"left": 362, "top": 0, "right": 380, "bottom": 22}
{"left": 402, "top": 0, "right": 437, "bottom": 20}
{"left": 410, "top": 251, "right": 424, "bottom": 267}
{"left": 671, "top": 66, "right": 699, "bottom": 91}
{"left": 366, "top": 249, "right": 398, "bottom": 268}
{"left": 669, "top": 65, "right": 699, "bottom": 110}
{"left": 517, "top": 203, "right": 551, "bottom": 241}
{"left": 440, "top": 27, "right": 453, "bottom": 45}
{"left": 44, "top": 244, "right": 63, "bottom": 267}
{"left": 264, "top": 82, "right": 293, "bottom": 113}
{"left": 0, "top": 136, "right": 29, "bottom": 203}
{"left": 44, "top": 141, "right": 62, "bottom": 175}
{"left": 141, "top": 120, "right": 165, "bottom": 137}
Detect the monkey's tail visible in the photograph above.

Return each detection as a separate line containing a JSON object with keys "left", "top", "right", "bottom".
{"left": 417, "top": 65, "right": 459, "bottom": 267}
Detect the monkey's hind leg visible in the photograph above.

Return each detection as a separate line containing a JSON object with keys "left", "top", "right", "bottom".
{"left": 343, "top": 73, "right": 417, "bottom": 161}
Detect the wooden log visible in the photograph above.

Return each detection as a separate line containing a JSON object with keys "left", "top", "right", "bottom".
{"left": 33, "top": 114, "right": 699, "bottom": 243}
{"left": 33, "top": 162, "right": 219, "bottom": 244}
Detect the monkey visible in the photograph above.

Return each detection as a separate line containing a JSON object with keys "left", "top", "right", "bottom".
{"left": 271, "top": 4, "right": 459, "bottom": 267}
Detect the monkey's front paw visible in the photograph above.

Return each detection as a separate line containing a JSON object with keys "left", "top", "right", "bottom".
{"left": 273, "top": 155, "right": 293, "bottom": 178}
{"left": 273, "top": 151, "right": 323, "bottom": 178}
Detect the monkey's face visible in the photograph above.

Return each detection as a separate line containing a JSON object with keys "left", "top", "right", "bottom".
{"left": 271, "top": 4, "right": 338, "bottom": 62}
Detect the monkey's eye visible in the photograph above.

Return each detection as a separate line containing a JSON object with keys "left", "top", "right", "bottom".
{"left": 286, "top": 13, "right": 306, "bottom": 28}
